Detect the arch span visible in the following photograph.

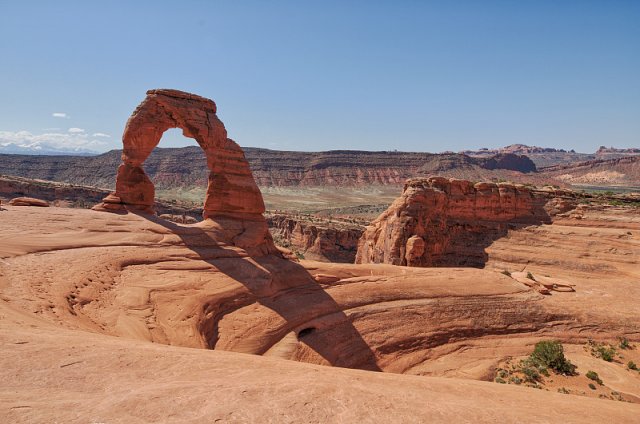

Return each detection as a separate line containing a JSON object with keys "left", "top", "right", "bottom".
{"left": 99, "top": 89, "right": 265, "bottom": 219}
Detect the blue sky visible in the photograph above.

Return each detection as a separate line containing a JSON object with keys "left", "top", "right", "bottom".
{"left": 0, "top": 0, "right": 638, "bottom": 153}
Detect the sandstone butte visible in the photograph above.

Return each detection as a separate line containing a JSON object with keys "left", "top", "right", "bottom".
{"left": 356, "top": 176, "right": 576, "bottom": 267}
{"left": 1, "top": 90, "right": 639, "bottom": 423}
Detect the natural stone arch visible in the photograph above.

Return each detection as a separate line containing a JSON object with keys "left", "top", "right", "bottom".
{"left": 100, "top": 89, "right": 265, "bottom": 219}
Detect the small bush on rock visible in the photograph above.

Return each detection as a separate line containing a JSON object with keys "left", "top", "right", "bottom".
{"left": 530, "top": 340, "right": 576, "bottom": 375}
{"left": 586, "top": 370, "right": 603, "bottom": 385}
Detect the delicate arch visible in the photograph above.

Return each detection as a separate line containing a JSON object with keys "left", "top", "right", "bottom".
{"left": 106, "top": 89, "right": 265, "bottom": 219}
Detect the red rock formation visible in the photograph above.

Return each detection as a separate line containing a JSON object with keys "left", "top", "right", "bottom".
{"left": 94, "top": 89, "right": 277, "bottom": 255}
{"left": 267, "top": 213, "right": 363, "bottom": 263}
{"left": 8, "top": 196, "right": 49, "bottom": 207}
{"left": 356, "top": 177, "right": 577, "bottom": 267}
{"left": 95, "top": 89, "right": 264, "bottom": 218}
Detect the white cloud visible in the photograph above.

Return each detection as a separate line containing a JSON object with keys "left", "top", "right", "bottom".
{"left": 0, "top": 129, "right": 109, "bottom": 154}
{"left": 52, "top": 112, "right": 69, "bottom": 118}
{"left": 68, "top": 127, "right": 85, "bottom": 133}
{"left": 92, "top": 132, "right": 111, "bottom": 138}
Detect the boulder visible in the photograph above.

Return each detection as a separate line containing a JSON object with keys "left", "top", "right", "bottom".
{"left": 9, "top": 197, "right": 50, "bottom": 207}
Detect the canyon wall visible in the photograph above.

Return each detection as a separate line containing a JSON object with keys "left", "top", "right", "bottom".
{"left": 356, "top": 177, "right": 577, "bottom": 267}
{"left": 267, "top": 213, "right": 363, "bottom": 263}
{"left": 0, "top": 149, "right": 540, "bottom": 189}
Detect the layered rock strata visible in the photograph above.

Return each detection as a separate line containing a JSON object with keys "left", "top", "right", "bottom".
{"left": 267, "top": 213, "right": 364, "bottom": 262}
{"left": 356, "top": 177, "right": 577, "bottom": 267}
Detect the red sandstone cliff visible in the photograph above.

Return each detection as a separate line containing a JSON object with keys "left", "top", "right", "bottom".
{"left": 267, "top": 213, "right": 364, "bottom": 263}
{"left": 355, "top": 177, "right": 577, "bottom": 267}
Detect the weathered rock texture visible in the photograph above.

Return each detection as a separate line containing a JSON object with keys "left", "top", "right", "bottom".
{"left": 8, "top": 196, "right": 49, "bottom": 207}
{"left": 267, "top": 213, "right": 364, "bottom": 262}
{"left": 356, "top": 177, "right": 577, "bottom": 267}
{"left": 95, "top": 89, "right": 264, "bottom": 218}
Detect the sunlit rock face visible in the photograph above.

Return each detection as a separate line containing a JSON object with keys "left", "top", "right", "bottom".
{"left": 356, "top": 176, "right": 576, "bottom": 267}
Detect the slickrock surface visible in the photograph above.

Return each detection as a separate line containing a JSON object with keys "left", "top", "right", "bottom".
{"left": 94, "top": 89, "right": 265, "bottom": 218}
{"left": 2, "top": 321, "right": 639, "bottom": 424}
{"left": 1, "top": 204, "right": 639, "bottom": 421}
{"left": 356, "top": 177, "right": 577, "bottom": 267}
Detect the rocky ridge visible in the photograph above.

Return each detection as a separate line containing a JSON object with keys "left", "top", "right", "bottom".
{"left": 0, "top": 148, "right": 542, "bottom": 189}
{"left": 540, "top": 156, "right": 640, "bottom": 186}
{"left": 267, "top": 213, "right": 364, "bottom": 262}
{"left": 356, "top": 177, "right": 577, "bottom": 267}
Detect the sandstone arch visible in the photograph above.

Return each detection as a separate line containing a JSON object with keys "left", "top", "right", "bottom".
{"left": 99, "top": 89, "right": 264, "bottom": 219}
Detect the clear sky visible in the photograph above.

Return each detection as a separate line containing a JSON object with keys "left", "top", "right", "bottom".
{"left": 0, "top": 0, "right": 638, "bottom": 153}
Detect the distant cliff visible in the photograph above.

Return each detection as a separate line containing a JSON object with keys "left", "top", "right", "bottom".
{"left": 267, "top": 213, "right": 364, "bottom": 263}
{"left": 0, "top": 147, "right": 538, "bottom": 189}
{"left": 540, "top": 156, "right": 640, "bottom": 186}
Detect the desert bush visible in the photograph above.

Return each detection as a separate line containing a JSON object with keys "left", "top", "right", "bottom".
{"left": 529, "top": 340, "right": 576, "bottom": 375}
{"left": 526, "top": 272, "right": 535, "bottom": 280}
{"left": 521, "top": 364, "right": 541, "bottom": 383}
{"left": 587, "top": 340, "right": 617, "bottom": 362}
{"left": 627, "top": 361, "right": 638, "bottom": 371}
{"left": 619, "top": 338, "right": 631, "bottom": 350}
{"left": 588, "top": 383, "right": 597, "bottom": 390}
{"left": 557, "top": 387, "right": 570, "bottom": 394}
{"left": 586, "top": 370, "right": 603, "bottom": 385}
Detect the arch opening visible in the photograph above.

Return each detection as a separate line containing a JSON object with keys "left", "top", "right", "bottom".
{"left": 146, "top": 128, "right": 208, "bottom": 209}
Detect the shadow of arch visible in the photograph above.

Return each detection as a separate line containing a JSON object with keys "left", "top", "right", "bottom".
{"left": 142, "top": 213, "right": 382, "bottom": 372}
{"left": 111, "top": 89, "right": 264, "bottom": 219}
{"left": 99, "top": 89, "right": 380, "bottom": 371}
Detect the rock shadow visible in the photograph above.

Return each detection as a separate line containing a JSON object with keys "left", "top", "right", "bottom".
{"left": 141, "top": 213, "right": 382, "bottom": 372}
{"left": 399, "top": 200, "right": 558, "bottom": 268}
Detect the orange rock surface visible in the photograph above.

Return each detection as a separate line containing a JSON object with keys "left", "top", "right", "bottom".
{"left": 8, "top": 196, "right": 49, "bottom": 207}
{"left": 1, "top": 202, "right": 639, "bottom": 421}
{"left": 356, "top": 176, "right": 576, "bottom": 267}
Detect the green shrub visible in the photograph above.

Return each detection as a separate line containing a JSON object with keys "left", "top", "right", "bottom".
{"left": 596, "top": 345, "right": 616, "bottom": 362}
{"left": 588, "top": 340, "right": 617, "bottom": 362}
{"left": 619, "top": 338, "right": 631, "bottom": 350}
{"left": 557, "top": 387, "right": 570, "bottom": 394}
{"left": 586, "top": 370, "right": 603, "bottom": 385}
{"left": 495, "top": 377, "right": 506, "bottom": 384}
{"left": 526, "top": 272, "right": 535, "bottom": 280}
{"left": 588, "top": 383, "right": 596, "bottom": 390}
{"left": 628, "top": 361, "right": 638, "bottom": 371}
{"left": 530, "top": 340, "right": 576, "bottom": 375}
{"left": 522, "top": 364, "right": 541, "bottom": 382}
